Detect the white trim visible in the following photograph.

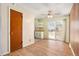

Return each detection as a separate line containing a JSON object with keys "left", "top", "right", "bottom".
{"left": 8, "top": 7, "right": 10, "bottom": 54}
{"left": 23, "top": 41, "right": 34, "bottom": 47}
{"left": 69, "top": 43, "right": 75, "bottom": 56}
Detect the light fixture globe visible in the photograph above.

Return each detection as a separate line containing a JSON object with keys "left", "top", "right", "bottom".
{"left": 47, "top": 10, "right": 53, "bottom": 18}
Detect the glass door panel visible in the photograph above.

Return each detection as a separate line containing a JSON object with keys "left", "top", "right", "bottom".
{"left": 48, "top": 20, "right": 65, "bottom": 41}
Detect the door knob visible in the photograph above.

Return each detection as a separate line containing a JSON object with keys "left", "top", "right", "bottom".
{"left": 11, "top": 32, "right": 13, "bottom": 35}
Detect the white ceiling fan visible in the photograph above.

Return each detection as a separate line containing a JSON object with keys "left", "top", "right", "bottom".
{"left": 36, "top": 9, "right": 61, "bottom": 19}
{"left": 43, "top": 10, "right": 61, "bottom": 18}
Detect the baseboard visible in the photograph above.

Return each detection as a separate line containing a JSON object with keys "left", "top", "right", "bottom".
{"left": 1, "top": 41, "right": 34, "bottom": 56}
{"left": 23, "top": 41, "right": 34, "bottom": 47}
{"left": 1, "top": 51, "right": 9, "bottom": 56}
{"left": 69, "top": 43, "right": 75, "bottom": 56}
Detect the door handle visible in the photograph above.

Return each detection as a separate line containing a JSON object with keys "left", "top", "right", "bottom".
{"left": 11, "top": 32, "right": 13, "bottom": 35}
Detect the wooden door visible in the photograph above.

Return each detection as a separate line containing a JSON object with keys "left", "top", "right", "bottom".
{"left": 10, "top": 9, "right": 23, "bottom": 52}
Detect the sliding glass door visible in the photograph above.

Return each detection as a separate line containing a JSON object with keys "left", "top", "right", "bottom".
{"left": 48, "top": 20, "right": 66, "bottom": 41}
{"left": 48, "top": 20, "right": 56, "bottom": 39}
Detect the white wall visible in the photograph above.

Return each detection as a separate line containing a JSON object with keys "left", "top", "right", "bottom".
{"left": 0, "top": 3, "right": 35, "bottom": 55}
{"left": 23, "top": 11, "right": 35, "bottom": 47}
{"left": 0, "top": 4, "right": 9, "bottom": 55}
{"left": 0, "top": 4, "right": 2, "bottom": 55}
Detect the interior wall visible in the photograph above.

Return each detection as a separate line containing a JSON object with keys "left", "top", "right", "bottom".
{"left": 23, "top": 12, "right": 34, "bottom": 47}
{"left": 70, "top": 3, "right": 79, "bottom": 55}
{"left": 0, "top": 4, "right": 9, "bottom": 55}
{"left": 0, "top": 4, "right": 2, "bottom": 55}
{"left": 0, "top": 3, "right": 35, "bottom": 55}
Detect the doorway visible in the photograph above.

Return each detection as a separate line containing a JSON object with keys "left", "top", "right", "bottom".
{"left": 10, "top": 9, "right": 23, "bottom": 52}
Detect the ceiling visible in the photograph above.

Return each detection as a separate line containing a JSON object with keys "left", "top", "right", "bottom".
{"left": 16, "top": 3, "right": 73, "bottom": 17}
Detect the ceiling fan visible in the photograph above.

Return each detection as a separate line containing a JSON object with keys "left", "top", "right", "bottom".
{"left": 47, "top": 10, "right": 61, "bottom": 18}
{"left": 36, "top": 10, "right": 61, "bottom": 18}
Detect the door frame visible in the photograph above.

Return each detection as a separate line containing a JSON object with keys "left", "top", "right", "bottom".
{"left": 8, "top": 7, "right": 23, "bottom": 53}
